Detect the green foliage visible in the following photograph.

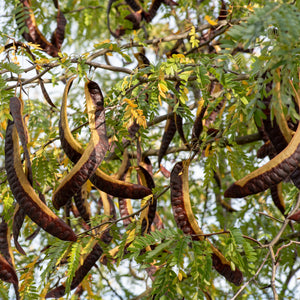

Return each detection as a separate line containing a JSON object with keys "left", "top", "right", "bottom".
{"left": 1, "top": 0, "right": 300, "bottom": 299}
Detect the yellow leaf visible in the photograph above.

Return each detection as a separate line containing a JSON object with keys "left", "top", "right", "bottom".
{"left": 158, "top": 82, "right": 168, "bottom": 99}
{"left": 226, "top": 145, "right": 232, "bottom": 152}
{"left": 106, "top": 52, "right": 113, "bottom": 56}
{"left": 27, "top": 42, "right": 43, "bottom": 50}
{"left": 204, "top": 144, "right": 211, "bottom": 157}
{"left": 247, "top": 4, "right": 254, "bottom": 12}
{"left": 205, "top": 15, "right": 218, "bottom": 26}
{"left": 178, "top": 272, "right": 183, "bottom": 281}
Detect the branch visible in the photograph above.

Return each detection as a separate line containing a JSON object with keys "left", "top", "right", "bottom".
{"left": 231, "top": 252, "right": 270, "bottom": 300}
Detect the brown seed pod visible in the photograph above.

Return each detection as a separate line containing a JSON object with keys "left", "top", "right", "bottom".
{"left": 191, "top": 100, "right": 207, "bottom": 148}
{"left": 53, "top": 79, "right": 109, "bottom": 209}
{"left": 9, "top": 97, "right": 32, "bottom": 185}
{"left": 13, "top": 204, "right": 27, "bottom": 255}
{"left": 59, "top": 77, "right": 152, "bottom": 200}
{"left": 50, "top": 10, "right": 66, "bottom": 50}
{"left": 0, "top": 253, "right": 18, "bottom": 285}
{"left": 5, "top": 121, "right": 77, "bottom": 242}
{"left": 46, "top": 185, "right": 115, "bottom": 298}
{"left": 0, "top": 220, "right": 14, "bottom": 267}
{"left": 170, "top": 160, "right": 243, "bottom": 286}
{"left": 158, "top": 105, "right": 177, "bottom": 166}
{"left": 17, "top": 0, "right": 60, "bottom": 57}
{"left": 224, "top": 120, "right": 300, "bottom": 198}
{"left": 256, "top": 140, "right": 277, "bottom": 159}
{"left": 73, "top": 182, "right": 91, "bottom": 224}
{"left": 270, "top": 184, "right": 286, "bottom": 216}
{"left": 45, "top": 243, "right": 103, "bottom": 299}
{"left": 145, "top": 0, "right": 178, "bottom": 23}
{"left": 136, "top": 165, "right": 156, "bottom": 235}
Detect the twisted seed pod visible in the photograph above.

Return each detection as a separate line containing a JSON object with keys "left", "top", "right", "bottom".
{"left": 136, "top": 165, "right": 156, "bottom": 235}
{"left": 170, "top": 160, "right": 243, "bottom": 286}
{"left": 59, "top": 77, "right": 152, "bottom": 199}
{"left": 224, "top": 121, "right": 300, "bottom": 198}
{"left": 53, "top": 79, "right": 109, "bottom": 209}
{"left": 0, "top": 253, "right": 18, "bottom": 285}
{"left": 73, "top": 182, "right": 91, "bottom": 224}
{"left": 17, "top": 0, "right": 60, "bottom": 57}
{"left": 5, "top": 121, "right": 77, "bottom": 242}
{"left": 46, "top": 186, "right": 115, "bottom": 298}
{"left": 191, "top": 100, "right": 207, "bottom": 148}
{"left": 158, "top": 105, "right": 176, "bottom": 166}
{"left": 9, "top": 97, "right": 32, "bottom": 185}
{"left": 13, "top": 204, "right": 26, "bottom": 255}
{"left": 50, "top": 10, "right": 66, "bottom": 50}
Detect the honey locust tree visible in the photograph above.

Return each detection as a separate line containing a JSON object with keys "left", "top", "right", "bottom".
{"left": 1, "top": 0, "right": 300, "bottom": 299}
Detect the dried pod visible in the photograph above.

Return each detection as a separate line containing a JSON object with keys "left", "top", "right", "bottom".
{"left": 59, "top": 77, "right": 152, "bottom": 200}
{"left": 158, "top": 105, "right": 176, "bottom": 166}
{"left": 0, "top": 253, "right": 18, "bottom": 285}
{"left": 270, "top": 184, "right": 286, "bottom": 216}
{"left": 224, "top": 120, "right": 300, "bottom": 198}
{"left": 73, "top": 182, "right": 91, "bottom": 224}
{"left": 136, "top": 165, "right": 156, "bottom": 235}
{"left": 5, "top": 121, "right": 77, "bottom": 242}
{"left": 13, "top": 204, "right": 26, "bottom": 255}
{"left": 53, "top": 79, "right": 109, "bottom": 209}
{"left": 170, "top": 160, "right": 243, "bottom": 286}
{"left": 46, "top": 184, "right": 115, "bottom": 298}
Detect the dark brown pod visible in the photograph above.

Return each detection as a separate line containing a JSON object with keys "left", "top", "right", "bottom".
{"left": 13, "top": 204, "right": 26, "bottom": 255}
{"left": 191, "top": 101, "right": 207, "bottom": 148}
{"left": 45, "top": 243, "right": 103, "bottom": 298}
{"left": 53, "top": 79, "right": 109, "bottom": 209}
{"left": 270, "top": 184, "right": 286, "bottom": 216}
{"left": 224, "top": 119, "right": 300, "bottom": 198}
{"left": 73, "top": 183, "right": 91, "bottom": 224}
{"left": 17, "top": 0, "right": 60, "bottom": 57}
{"left": 288, "top": 210, "right": 300, "bottom": 222}
{"left": 136, "top": 165, "right": 157, "bottom": 235}
{"left": 50, "top": 10, "right": 66, "bottom": 50}
{"left": 9, "top": 97, "right": 32, "bottom": 185}
{"left": 59, "top": 77, "right": 152, "bottom": 200}
{"left": 5, "top": 121, "right": 77, "bottom": 242}
{"left": 170, "top": 160, "right": 243, "bottom": 286}
{"left": 0, "top": 254, "right": 18, "bottom": 285}
{"left": 158, "top": 105, "right": 177, "bottom": 166}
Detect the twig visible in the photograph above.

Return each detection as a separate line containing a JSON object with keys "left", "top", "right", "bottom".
{"left": 257, "top": 212, "right": 284, "bottom": 224}
{"left": 96, "top": 266, "right": 124, "bottom": 300}
{"left": 231, "top": 252, "right": 270, "bottom": 300}
{"left": 269, "top": 246, "right": 279, "bottom": 300}
{"left": 275, "top": 240, "right": 300, "bottom": 258}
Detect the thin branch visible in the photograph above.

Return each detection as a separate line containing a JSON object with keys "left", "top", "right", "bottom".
{"left": 231, "top": 252, "right": 270, "bottom": 300}
{"left": 269, "top": 246, "right": 279, "bottom": 300}
{"left": 275, "top": 240, "right": 300, "bottom": 258}
{"left": 256, "top": 212, "right": 284, "bottom": 224}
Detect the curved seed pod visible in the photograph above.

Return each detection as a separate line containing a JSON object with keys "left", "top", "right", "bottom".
{"left": 13, "top": 204, "right": 26, "bottom": 255}
{"left": 218, "top": 0, "right": 227, "bottom": 21}
{"left": 0, "top": 220, "right": 14, "bottom": 267}
{"left": 257, "top": 140, "right": 277, "bottom": 159}
{"left": 136, "top": 165, "right": 156, "bottom": 235}
{"left": 45, "top": 242, "right": 103, "bottom": 299}
{"left": 125, "top": 0, "right": 143, "bottom": 12}
{"left": 158, "top": 105, "right": 176, "bottom": 166}
{"left": 9, "top": 97, "right": 32, "bottom": 185}
{"left": 0, "top": 253, "right": 18, "bottom": 285}
{"left": 191, "top": 100, "right": 207, "bottom": 148}
{"left": 5, "top": 121, "right": 77, "bottom": 242}
{"left": 134, "top": 52, "right": 150, "bottom": 69}
{"left": 59, "top": 77, "right": 152, "bottom": 200}
{"left": 174, "top": 110, "right": 190, "bottom": 150}
{"left": 53, "top": 79, "right": 109, "bottom": 209}
{"left": 270, "top": 184, "right": 286, "bottom": 216}
{"left": 74, "top": 182, "right": 91, "bottom": 224}
{"left": 17, "top": 0, "right": 59, "bottom": 57}
{"left": 50, "top": 10, "right": 66, "bottom": 50}
{"left": 145, "top": 0, "right": 178, "bottom": 23}
{"left": 224, "top": 119, "right": 300, "bottom": 198}
{"left": 46, "top": 187, "right": 115, "bottom": 298}
{"left": 170, "top": 160, "right": 243, "bottom": 286}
